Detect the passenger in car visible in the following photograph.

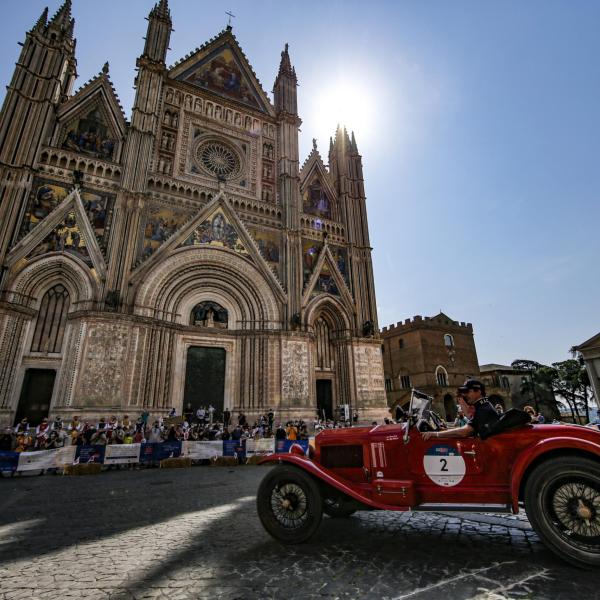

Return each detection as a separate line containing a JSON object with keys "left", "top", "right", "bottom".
{"left": 422, "top": 379, "right": 499, "bottom": 441}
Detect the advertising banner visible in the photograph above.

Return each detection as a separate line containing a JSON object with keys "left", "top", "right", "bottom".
{"left": 17, "top": 449, "right": 58, "bottom": 471}
{"left": 275, "top": 439, "right": 309, "bottom": 455}
{"left": 223, "top": 439, "right": 245, "bottom": 458}
{"left": 76, "top": 445, "right": 106, "bottom": 464}
{"left": 54, "top": 445, "right": 77, "bottom": 467}
{"left": 139, "top": 441, "right": 182, "bottom": 463}
{"left": 104, "top": 444, "right": 141, "bottom": 465}
{"left": 245, "top": 438, "right": 274, "bottom": 456}
{"left": 181, "top": 441, "right": 223, "bottom": 459}
{"left": 0, "top": 451, "right": 19, "bottom": 472}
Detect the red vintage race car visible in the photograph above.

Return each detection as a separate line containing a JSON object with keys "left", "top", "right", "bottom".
{"left": 257, "top": 391, "right": 600, "bottom": 569}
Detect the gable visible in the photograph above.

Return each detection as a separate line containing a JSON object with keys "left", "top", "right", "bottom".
{"left": 19, "top": 178, "right": 115, "bottom": 254}
{"left": 130, "top": 192, "right": 286, "bottom": 302}
{"left": 171, "top": 37, "right": 273, "bottom": 114}
{"left": 300, "top": 160, "right": 337, "bottom": 221}
{"left": 179, "top": 208, "right": 248, "bottom": 255}
{"left": 56, "top": 75, "right": 127, "bottom": 162}
{"left": 8, "top": 188, "right": 107, "bottom": 277}
{"left": 301, "top": 244, "right": 354, "bottom": 309}
{"left": 28, "top": 211, "right": 94, "bottom": 269}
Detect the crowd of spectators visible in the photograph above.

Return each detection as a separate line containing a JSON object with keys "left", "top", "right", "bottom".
{"left": 0, "top": 408, "right": 322, "bottom": 453}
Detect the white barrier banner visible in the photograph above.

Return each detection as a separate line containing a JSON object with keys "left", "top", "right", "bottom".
{"left": 104, "top": 444, "right": 141, "bottom": 465}
{"left": 246, "top": 439, "right": 274, "bottom": 455}
{"left": 54, "top": 445, "right": 76, "bottom": 466}
{"left": 182, "top": 441, "right": 223, "bottom": 459}
{"left": 17, "top": 449, "right": 58, "bottom": 471}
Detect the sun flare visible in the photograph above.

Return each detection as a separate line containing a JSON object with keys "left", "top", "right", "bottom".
{"left": 312, "top": 81, "right": 375, "bottom": 145}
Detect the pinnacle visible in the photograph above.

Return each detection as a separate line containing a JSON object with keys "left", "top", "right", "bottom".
{"left": 277, "top": 42, "right": 294, "bottom": 78}
{"left": 351, "top": 131, "right": 358, "bottom": 153}
{"left": 102, "top": 62, "right": 110, "bottom": 75}
{"left": 33, "top": 6, "right": 48, "bottom": 32}
{"left": 151, "top": 0, "right": 171, "bottom": 21}
{"left": 50, "top": 0, "right": 72, "bottom": 29}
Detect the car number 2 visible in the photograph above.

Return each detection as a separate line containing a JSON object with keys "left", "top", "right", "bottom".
{"left": 423, "top": 444, "right": 466, "bottom": 487}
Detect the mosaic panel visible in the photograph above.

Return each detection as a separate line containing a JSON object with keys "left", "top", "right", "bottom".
{"left": 141, "top": 204, "right": 194, "bottom": 260}
{"left": 180, "top": 209, "right": 248, "bottom": 254}
{"left": 21, "top": 179, "right": 114, "bottom": 252}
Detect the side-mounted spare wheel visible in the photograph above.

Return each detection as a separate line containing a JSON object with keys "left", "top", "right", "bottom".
{"left": 525, "top": 455, "right": 600, "bottom": 569}
{"left": 257, "top": 464, "right": 323, "bottom": 543}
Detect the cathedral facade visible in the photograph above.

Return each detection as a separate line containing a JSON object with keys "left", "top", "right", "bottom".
{"left": 0, "top": 1, "right": 386, "bottom": 426}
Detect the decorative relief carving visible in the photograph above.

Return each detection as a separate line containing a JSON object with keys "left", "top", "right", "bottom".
{"left": 76, "top": 323, "right": 130, "bottom": 406}
{"left": 353, "top": 344, "right": 385, "bottom": 405}
{"left": 281, "top": 339, "right": 309, "bottom": 403}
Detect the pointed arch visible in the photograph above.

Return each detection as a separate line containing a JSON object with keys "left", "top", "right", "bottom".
{"left": 134, "top": 246, "right": 280, "bottom": 327}
{"left": 305, "top": 294, "right": 352, "bottom": 335}
{"left": 6, "top": 253, "right": 99, "bottom": 305}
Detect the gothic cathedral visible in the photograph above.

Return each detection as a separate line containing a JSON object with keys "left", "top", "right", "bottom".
{"left": 0, "top": 1, "right": 386, "bottom": 425}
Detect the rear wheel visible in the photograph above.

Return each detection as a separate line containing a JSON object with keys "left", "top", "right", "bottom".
{"left": 525, "top": 456, "right": 600, "bottom": 568}
{"left": 257, "top": 465, "right": 323, "bottom": 543}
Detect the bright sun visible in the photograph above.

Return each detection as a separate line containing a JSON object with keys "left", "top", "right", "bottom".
{"left": 312, "top": 81, "right": 374, "bottom": 145}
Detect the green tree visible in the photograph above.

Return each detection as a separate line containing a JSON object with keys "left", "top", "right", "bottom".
{"left": 552, "top": 358, "right": 594, "bottom": 423}
{"left": 511, "top": 359, "right": 560, "bottom": 419}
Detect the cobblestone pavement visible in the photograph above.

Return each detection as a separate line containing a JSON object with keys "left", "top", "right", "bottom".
{"left": 1, "top": 466, "right": 598, "bottom": 600}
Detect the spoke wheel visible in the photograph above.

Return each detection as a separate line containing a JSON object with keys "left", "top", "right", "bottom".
{"left": 525, "top": 456, "right": 600, "bottom": 568}
{"left": 257, "top": 465, "right": 322, "bottom": 543}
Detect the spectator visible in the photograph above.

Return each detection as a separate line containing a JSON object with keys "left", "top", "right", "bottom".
{"left": 223, "top": 408, "right": 231, "bottom": 428}
{"left": 97, "top": 417, "right": 107, "bottom": 430}
{"left": 208, "top": 404, "right": 215, "bottom": 425}
{"left": 0, "top": 427, "right": 15, "bottom": 451}
{"left": 275, "top": 424, "right": 287, "bottom": 441}
{"left": 148, "top": 421, "right": 163, "bottom": 443}
{"left": 68, "top": 415, "right": 82, "bottom": 432}
{"left": 140, "top": 410, "right": 150, "bottom": 428}
{"left": 238, "top": 412, "right": 247, "bottom": 427}
{"left": 15, "top": 418, "right": 30, "bottom": 434}
{"left": 495, "top": 404, "right": 504, "bottom": 415}
{"left": 286, "top": 422, "right": 298, "bottom": 440}
{"left": 454, "top": 410, "right": 468, "bottom": 427}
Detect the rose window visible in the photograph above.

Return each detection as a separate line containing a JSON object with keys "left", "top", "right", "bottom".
{"left": 196, "top": 140, "right": 241, "bottom": 179}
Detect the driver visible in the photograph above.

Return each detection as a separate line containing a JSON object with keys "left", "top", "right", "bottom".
{"left": 422, "top": 379, "right": 499, "bottom": 441}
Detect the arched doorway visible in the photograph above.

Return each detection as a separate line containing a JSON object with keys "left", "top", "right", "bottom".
{"left": 315, "top": 317, "right": 334, "bottom": 419}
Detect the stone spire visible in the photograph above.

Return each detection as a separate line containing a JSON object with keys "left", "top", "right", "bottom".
{"left": 49, "top": 0, "right": 72, "bottom": 30}
{"left": 32, "top": 6, "right": 49, "bottom": 32}
{"left": 150, "top": 0, "right": 171, "bottom": 21}
{"left": 350, "top": 131, "right": 358, "bottom": 153}
{"left": 277, "top": 43, "right": 294, "bottom": 78}
{"left": 273, "top": 43, "right": 298, "bottom": 115}
{"left": 143, "top": 0, "right": 172, "bottom": 64}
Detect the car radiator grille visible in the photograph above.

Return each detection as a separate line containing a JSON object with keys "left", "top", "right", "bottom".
{"left": 320, "top": 445, "right": 363, "bottom": 468}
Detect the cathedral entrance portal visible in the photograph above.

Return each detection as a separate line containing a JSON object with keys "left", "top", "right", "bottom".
{"left": 14, "top": 369, "right": 55, "bottom": 426}
{"left": 183, "top": 347, "right": 226, "bottom": 420}
{"left": 316, "top": 379, "right": 333, "bottom": 420}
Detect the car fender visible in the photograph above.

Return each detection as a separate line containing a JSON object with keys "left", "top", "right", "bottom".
{"left": 510, "top": 436, "right": 600, "bottom": 512}
{"left": 259, "top": 453, "right": 408, "bottom": 511}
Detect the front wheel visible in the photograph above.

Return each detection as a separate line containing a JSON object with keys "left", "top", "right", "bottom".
{"left": 525, "top": 456, "right": 600, "bottom": 568}
{"left": 257, "top": 465, "right": 323, "bottom": 543}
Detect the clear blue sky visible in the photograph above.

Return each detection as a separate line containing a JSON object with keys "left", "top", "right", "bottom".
{"left": 1, "top": 1, "right": 598, "bottom": 367}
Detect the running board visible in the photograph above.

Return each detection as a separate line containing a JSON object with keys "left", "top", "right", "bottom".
{"left": 415, "top": 503, "right": 512, "bottom": 513}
